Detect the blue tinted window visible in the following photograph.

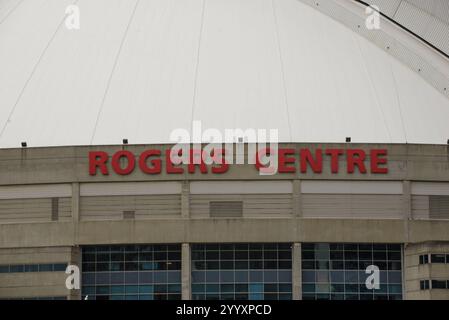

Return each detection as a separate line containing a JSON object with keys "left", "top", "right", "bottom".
{"left": 81, "top": 245, "right": 181, "bottom": 300}
{"left": 302, "top": 243, "right": 403, "bottom": 300}
{"left": 10, "top": 265, "right": 24, "bottom": 272}
{"left": 24, "top": 265, "right": 39, "bottom": 272}
{"left": 39, "top": 264, "right": 53, "bottom": 272}
{"left": 192, "top": 243, "right": 292, "bottom": 301}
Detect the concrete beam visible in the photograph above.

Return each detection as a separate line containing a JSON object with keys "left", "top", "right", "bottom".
{"left": 181, "top": 243, "right": 191, "bottom": 300}
{"left": 292, "top": 243, "right": 302, "bottom": 300}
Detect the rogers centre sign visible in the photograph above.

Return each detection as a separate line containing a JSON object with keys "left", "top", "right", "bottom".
{"left": 89, "top": 148, "right": 388, "bottom": 175}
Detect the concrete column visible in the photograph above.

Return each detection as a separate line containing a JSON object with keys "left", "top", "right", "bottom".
{"left": 181, "top": 181, "right": 190, "bottom": 218}
{"left": 292, "top": 243, "right": 302, "bottom": 300}
{"left": 181, "top": 243, "right": 191, "bottom": 300}
{"left": 403, "top": 181, "right": 412, "bottom": 219}
{"left": 292, "top": 180, "right": 302, "bottom": 217}
{"left": 403, "top": 181, "right": 411, "bottom": 244}
{"left": 70, "top": 183, "right": 81, "bottom": 300}
{"left": 69, "top": 246, "right": 82, "bottom": 300}
{"left": 71, "top": 182, "right": 80, "bottom": 244}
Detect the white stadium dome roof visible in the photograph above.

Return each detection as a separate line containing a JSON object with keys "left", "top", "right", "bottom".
{"left": 0, "top": 0, "right": 448, "bottom": 148}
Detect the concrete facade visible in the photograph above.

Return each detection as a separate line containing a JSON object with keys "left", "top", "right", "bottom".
{"left": 0, "top": 143, "right": 448, "bottom": 300}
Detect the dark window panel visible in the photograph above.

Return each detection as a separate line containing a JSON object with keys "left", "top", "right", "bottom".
{"left": 38, "top": 264, "right": 52, "bottom": 272}
{"left": 220, "top": 251, "right": 233, "bottom": 260}
{"left": 24, "top": 265, "right": 39, "bottom": 272}
{"left": 10, "top": 265, "right": 25, "bottom": 273}
{"left": 431, "top": 254, "right": 445, "bottom": 263}
{"left": 431, "top": 280, "right": 447, "bottom": 289}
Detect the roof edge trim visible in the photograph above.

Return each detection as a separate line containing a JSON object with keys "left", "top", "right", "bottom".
{"left": 297, "top": 0, "right": 449, "bottom": 100}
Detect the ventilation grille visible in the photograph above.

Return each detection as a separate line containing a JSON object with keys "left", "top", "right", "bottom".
{"left": 123, "top": 211, "right": 135, "bottom": 219}
{"left": 51, "top": 198, "right": 59, "bottom": 221}
{"left": 209, "top": 201, "right": 243, "bottom": 217}
{"left": 429, "top": 196, "right": 449, "bottom": 219}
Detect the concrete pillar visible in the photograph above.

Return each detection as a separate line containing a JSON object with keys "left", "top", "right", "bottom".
{"left": 403, "top": 181, "right": 412, "bottom": 219}
{"left": 403, "top": 181, "right": 411, "bottom": 244}
{"left": 71, "top": 183, "right": 80, "bottom": 244}
{"left": 181, "top": 243, "right": 191, "bottom": 300}
{"left": 70, "top": 183, "right": 81, "bottom": 300}
{"left": 292, "top": 243, "right": 302, "bottom": 300}
{"left": 293, "top": 180, "right": 302, "bottom": 217}
{"left": 181, "top": 181, "right": 190, "bottom": 218}
{"left": 69, "top": 246, "right": 82, "bottom": 300}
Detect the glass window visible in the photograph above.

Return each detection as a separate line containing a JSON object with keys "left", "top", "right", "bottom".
{"left": 139, "top": 285, "right": 153, "bottom": 294}
{"left": 235, "top": 271, "right": 248, "bottom": 283}
{"left": 420, "top": 280, "right": 429, "bottom": 290}
{"left": 278, "top": 271, "right": 291, "bottom": 283}
{"left": 249, "top": 292, "right": 264, "bottom": 300}
{"left": 10, "top": 265, "right": 24, "bottom": 273}
{"left": 431, "top": 254, "right": 445, "bottom": 263}
{"left": 387, "top": 261, "right": 401, "bottom": 271}
{"left": 96, "top": 286, "right": 110, "bottom": 294}
{"left": 81, "top": 245, "right": 181, "bottom": 300}
{"left": 0, "top": 265, "right": 9, "bottom": 273}
{"left": 419, "top": 254, "right": 429, "bottom": 265}
{"left": 112, "top": 253, "right": 124, "bottom": 261}
{"left": 220, "top": 271, "right": 234, "bottom": 283}
{"left": 97, "top": 253, "right": 110, "bottom": 262}
{"left": 111, "top": 286, "right": 124, "bottom": 294}
{"left": 82, "top": 286, "right": 95, "bottom": 295}
{"left": 220, "top": 260, "right": 234, "bottom": 270}
{"left": 302, "top": 251, "right": 315, "bottom": 260}
{"left": 302, "top": 243, "right": 403, "bottom": 300}
{"left": 96, "top": 273, "right": 110, "bottom": 284}
{"left": 53, "top": 264, "right": 67, "bottom": 272}
{"left": 388, "top": 271, "right": 402, "bottom": 284}
{"left": 153, "top": 271, "right": 168, "bottom": 284}
{"left": 24, "top": 264, "right": 39, "bottom": 272}
{"left": 206, "top": 284, "right": 220, "bottom": 293}
{"left": 330, "top": 271, "right": 344, "bottom": 283}
{"left": 111, "top": 272, "right": 125, "bottom": 284}
{"left": 315, "top": 260, "right": 329, "bottom": 270}
{"left": 303, "top": 284, "right": 315, "bottom": 293}
{"left": 192, "top": 243, "right": 292, "bottom": 301}
{"left": 302, "top": 261, "right": 315, "bottom": 270}
{"left": 249, "top": 271, "right": 263, "bottom": 282}
{"left": 302, "top": 271, "right": 315, "bottom": 283}
{"left": 330, "top": 251, "right": 344, "bottom": 260}
{"left": 431, "top": 280, "right": 447, "bottom": 289}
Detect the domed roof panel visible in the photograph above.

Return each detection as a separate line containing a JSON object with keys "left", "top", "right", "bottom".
{"left": 0, "top": 0, "right": 448, "bottom": 148}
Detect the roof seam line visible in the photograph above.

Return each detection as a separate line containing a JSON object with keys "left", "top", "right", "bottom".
{"left": 392, "top": 0, "right": 402, "bottom": 19}
{"left": 190, "top": 0, "right": 207, "bottom": 137}
{"left": 271, "top": 0, "right": 293, "bottom": 141}
{"left": 353, "top": 34, "right": 392, "bottom": 143}
{"left": 0, "top": 0, "right": 25, "bottom": 25}
{"left": 0, "top": 0, "right": 80, "bottom": 141}
{"left": 389, "top": 62, "right": 408, "bottom": 144}
{"left": 90, "top": 0, "right": 141, "bottom": 145}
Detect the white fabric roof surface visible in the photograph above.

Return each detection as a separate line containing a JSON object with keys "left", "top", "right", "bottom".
{"left": 0, "top": 0, "right": 448, "bottom": 148}
{"left": 364, "top": 0, "right": 449, "bottom": 55}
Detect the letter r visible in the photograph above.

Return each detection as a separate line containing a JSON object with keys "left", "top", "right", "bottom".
{"left": 89, "top": 151, "right": 109, "bottom": 175}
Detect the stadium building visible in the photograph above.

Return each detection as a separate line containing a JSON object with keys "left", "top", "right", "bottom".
{"left": 0, "top": 0, "right": 449, "bottom": 300}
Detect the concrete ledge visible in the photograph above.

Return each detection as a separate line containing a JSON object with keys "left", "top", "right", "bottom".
{"left": 0, "top": 218, "right": 448, "bottom": 248}
{"left": 0, "top": 222, "right": 75, "bottom": 248}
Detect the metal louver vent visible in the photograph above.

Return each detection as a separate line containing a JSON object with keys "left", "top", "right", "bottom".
{"left": 51, "top": 198, "right": 59, "bottom": 221}
{"left": 123, "top": 211, "right": 135, "bottom": 219}
{"left": 210, "top": 201, "right": 243, "bottom": 217}
{"left": 429, "top": 196, "right": 449, "bottom": 219}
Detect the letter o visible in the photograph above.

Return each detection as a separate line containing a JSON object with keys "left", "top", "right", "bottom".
{"left": 111, "top": 151, "right": 136, "bottom": 175}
